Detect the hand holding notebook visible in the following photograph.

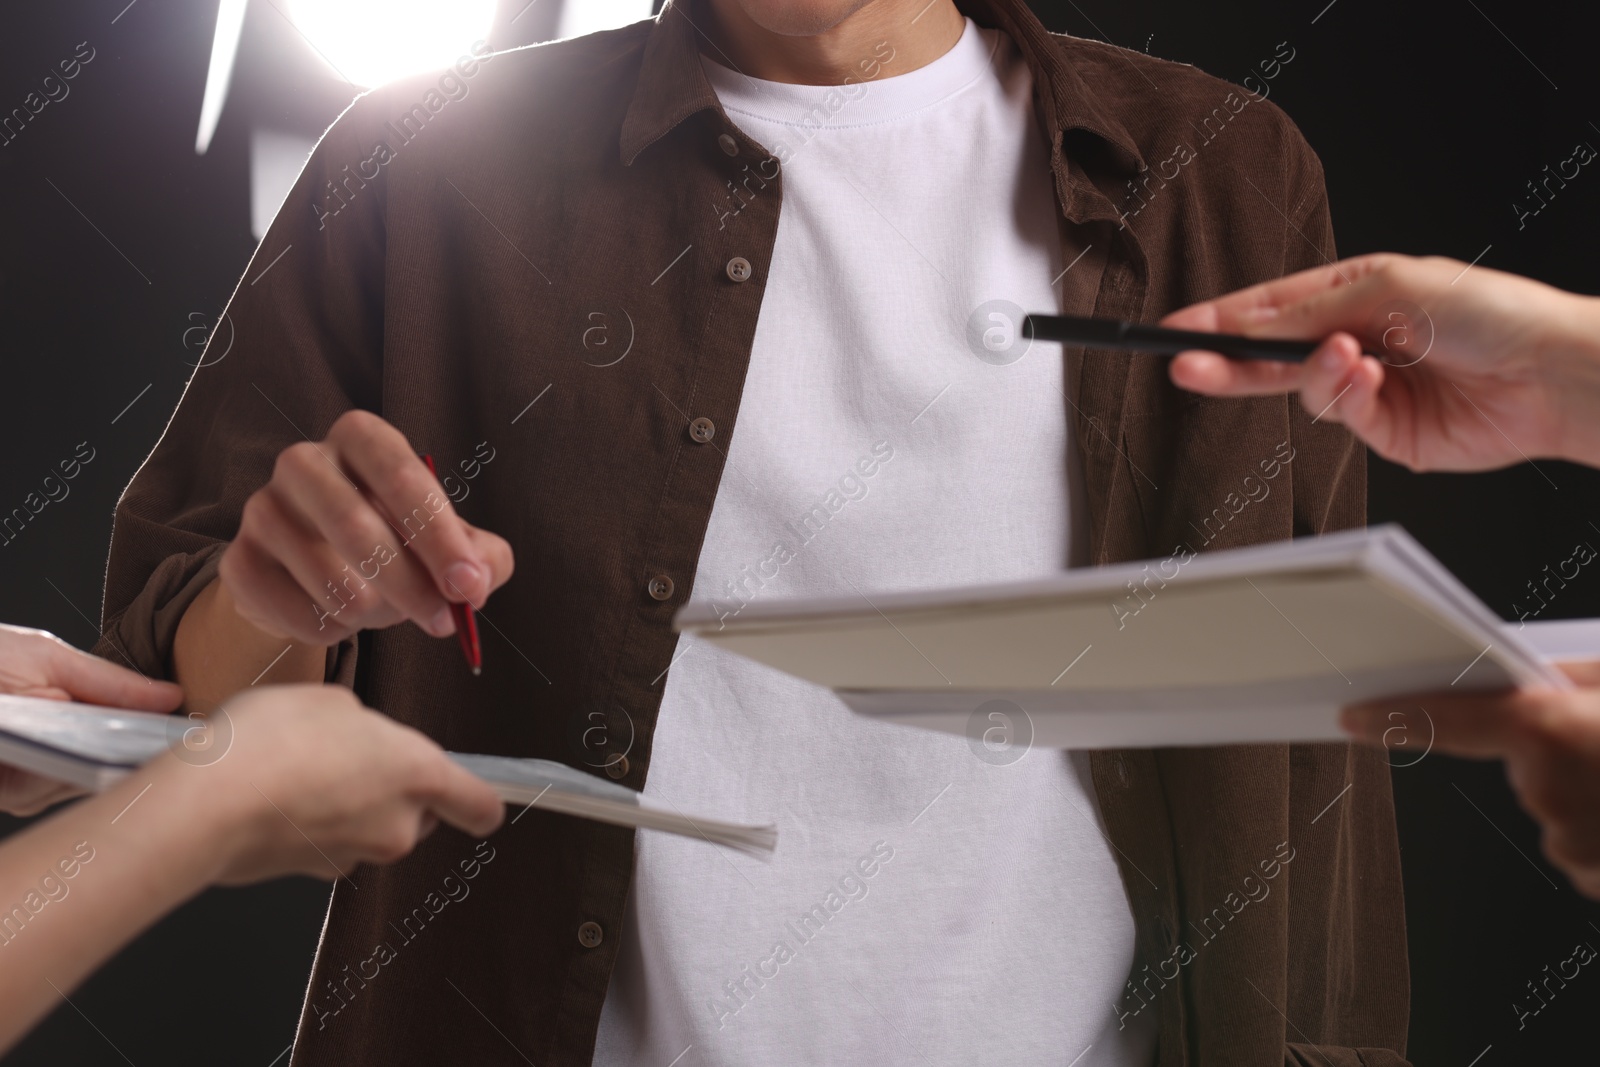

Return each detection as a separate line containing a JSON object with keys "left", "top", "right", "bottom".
{"left": 0, "top": 687, "right": 776, "bottom": 856}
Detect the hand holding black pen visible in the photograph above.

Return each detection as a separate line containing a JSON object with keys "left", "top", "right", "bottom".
{"left": 1148, "top": 252, "right": 1600, "bottom": 474}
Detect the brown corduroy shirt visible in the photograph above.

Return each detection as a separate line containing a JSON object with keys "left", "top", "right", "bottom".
{"left": 96, "top": 0, "right": 1409, "bottom": 1063}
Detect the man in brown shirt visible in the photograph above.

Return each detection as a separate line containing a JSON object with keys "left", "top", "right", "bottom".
{"left": 97, "top": 0, "right": 1409, "bottom": 1062}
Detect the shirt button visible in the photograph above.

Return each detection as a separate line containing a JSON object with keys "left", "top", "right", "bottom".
{"left": 1114, "top": 754, "right": 1131, "bottom": 786}
{"left": 647, "top": 575, "right": 675, "bottom": 601}
{"left": 718, "top": 133, "right": 738, "bottom": 156}
{"left": 604, "top": 755, "right": 630, "bottom": 780}
{"left": 578, "top": 921, "right": 604, "bottom": 948}
{"left": 725, "top": 257, "right": 752, "bottom": 282}
{"left": 689, "top": 417, "right": 716, "bottom": 444}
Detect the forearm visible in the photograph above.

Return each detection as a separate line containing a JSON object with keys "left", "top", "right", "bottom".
{"left": 172, "top": 579, "right": 324, "bottom": 712}
{"left": 0, "top": 762, "right": 230, "bottom": 1056}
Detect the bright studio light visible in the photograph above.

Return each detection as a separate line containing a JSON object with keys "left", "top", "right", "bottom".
{"left": 286, "top": 0, "right": 497, "bottom": 88}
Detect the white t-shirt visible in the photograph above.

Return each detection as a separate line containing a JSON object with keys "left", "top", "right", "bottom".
{"left": 594, "top": 20, "right": 1155, "bottom": 1067}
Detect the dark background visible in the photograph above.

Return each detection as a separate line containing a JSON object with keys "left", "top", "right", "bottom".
{"left": 1, "top": 0, "right": 1596, "bottom": 1063}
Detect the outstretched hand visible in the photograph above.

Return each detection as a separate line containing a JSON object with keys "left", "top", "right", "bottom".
{"left": 1163, "top": 253, "right": 1600, "bottom": 473}
{"left": 186, "top": 685, "right": 504, "bottom": 885}
{"left": 1344, "top": 661, "right": 1600, "bottom": 900}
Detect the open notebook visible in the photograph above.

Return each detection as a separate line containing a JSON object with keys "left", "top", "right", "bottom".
{"left": 677, "top": 525, "right": 1584, "bottom": 748}
{"left": 0, "top": 696, "right": 775, "bottom": 856}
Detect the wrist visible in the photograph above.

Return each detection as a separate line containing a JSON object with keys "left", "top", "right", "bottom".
{"left": 174, "top": 579, "right": 325, "bottom": 712}
{"left": 98, "top": 757, "right": 249, "bottom": 894}
{"left": 205, "top": 578, "right": 313, "bottom": 658}
{"left": 1543, "top": 293, "right": 1600, "bottom": 466}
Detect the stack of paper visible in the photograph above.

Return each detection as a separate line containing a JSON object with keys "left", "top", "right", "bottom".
{"left": 676, "top": 525, "right": 1582, "bottom": 748}
{"left": 0, "top": 696, "right": 776, "bottom": 855}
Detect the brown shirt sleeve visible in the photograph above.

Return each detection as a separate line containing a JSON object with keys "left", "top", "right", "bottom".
{"left": 95, "top": 92, "right": 392, "bottom": 683}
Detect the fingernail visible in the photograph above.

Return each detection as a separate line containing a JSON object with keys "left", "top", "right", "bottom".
{"left": 430, "top": 606, "right": 455, "bottom": 637}
{"left": 1316, "top": 344, "right": 1346, "bottom": 372}
{"left": 445, "top": 561, "right": 483, "bottom": 599}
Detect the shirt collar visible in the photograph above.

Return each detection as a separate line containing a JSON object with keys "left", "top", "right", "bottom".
{"left": 618, "top": 0, "right": 722, "bottom": 166}
{"left": 619, "top": 0, "right": 1147, "bottom": 174}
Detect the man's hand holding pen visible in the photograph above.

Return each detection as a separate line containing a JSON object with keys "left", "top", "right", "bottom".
{"left": 219, "top": 409, "right": 514, "bottom": 648}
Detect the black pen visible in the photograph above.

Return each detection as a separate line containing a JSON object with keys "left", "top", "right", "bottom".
{"left": 1022, "top": 313, "right": 1318, "bottom": 363}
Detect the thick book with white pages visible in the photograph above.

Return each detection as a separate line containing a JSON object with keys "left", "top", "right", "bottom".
{"left": 676, "top": 525, "right": 1588, "bottom": 748}
{"left": 0, "top": 696, "right": 775, "bottom": 855}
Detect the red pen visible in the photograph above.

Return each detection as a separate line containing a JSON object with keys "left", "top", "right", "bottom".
{"left": 420, "top": 453, "right": 483, "bottom": 675}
